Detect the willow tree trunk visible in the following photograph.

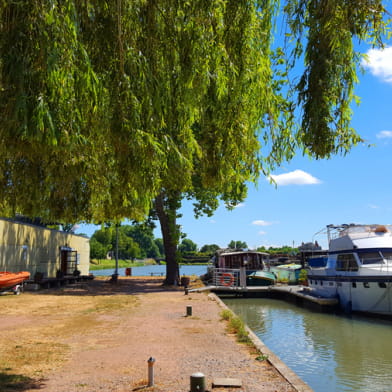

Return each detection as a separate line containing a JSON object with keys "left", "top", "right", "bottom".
{"left": 154, "top": 192, "right": 181, "bottom": 285}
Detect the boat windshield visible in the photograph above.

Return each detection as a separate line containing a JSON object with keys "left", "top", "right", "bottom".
{"left": 380, "top": 251, "right": 392, "bottom": 262}
{"left": 358, "top": 251, "right": 384, "bottom": 265}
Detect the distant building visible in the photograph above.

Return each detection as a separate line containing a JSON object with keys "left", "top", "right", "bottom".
{"left": 298, "top": 241, "right": 322, "bottom": 252}
{"left": 0, "top": 218, "right": 90, "bottom": 278}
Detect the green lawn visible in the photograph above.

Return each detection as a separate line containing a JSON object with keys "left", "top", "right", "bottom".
{"left": 89, "top": 259, "right": 146, "bottom": 271}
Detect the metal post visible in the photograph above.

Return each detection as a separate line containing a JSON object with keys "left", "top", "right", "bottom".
{"left": 186, "top": 305, "right": 192, "bottom": 316}
{"left": 114, "top": 223, "right": 119, "bottom": 279}
{"left": 239, "top": 266, "right": 247, "bottom": 288}
{"left": 147, "top": 357, "right": 155, "bottom": 387}
{"left": 190, "top": 372, "right": 206, "bottom": 392}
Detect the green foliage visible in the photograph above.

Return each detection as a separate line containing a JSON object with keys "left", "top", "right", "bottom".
{"left": 220, "top": 309, "right": 233, "bottom": 321}
{"left": 220, "top": 309, "right": 250, "bottom": 344}
{"left": 90, "top": 238, "right": 109, "bottom": 260}
{"left": 228, "top": 240, "right": 248, "bottom": 250}
{"left": 0, "top": 1, "right": 390, "bottom": 285}
{"left": 89, "top": 259, "right": 144, "bottom": 271}
{"left": 284, "top": 0, "right": 390, "bottom": 158}
{"left": 178, "top": 239, "right": 198, "bottom": 253}
{"left": 90, "top": 224, "right": 161, "bottom": 260}
{"left": 257, "top": 245, "right": 298, "bottom": 255}
{"left": 199, "top": 244, "right": 220, "bottom": 254}
{"left": 298, "top": 268, "right": 308, "bottom": 284}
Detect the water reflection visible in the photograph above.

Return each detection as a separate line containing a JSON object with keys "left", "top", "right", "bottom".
{"left": 223, "top": 297, "right": 392, "bottom": 392}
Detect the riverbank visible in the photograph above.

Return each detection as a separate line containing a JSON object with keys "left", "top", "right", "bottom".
{"left": 0, "top": 277, "right": 311, "bottom": 392}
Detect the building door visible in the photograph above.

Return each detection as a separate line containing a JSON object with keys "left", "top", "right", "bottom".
{"left": 60, "top": 249, "right": 78, "bottom": 275}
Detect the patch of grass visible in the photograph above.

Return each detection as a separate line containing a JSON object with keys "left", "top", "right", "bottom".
{"left": 89, "top": 259, "right": 146, "bottom": 270}
{"left": 255, "top": 353, "right": 269, "bottom": 361}
{"left": 0, "top": 340, "right": 70, "bottom": 381}
{"left": 220, "top": 309, "right": 232, "bottom": 321}
{"left": 220, "top": 309, "right": 250, "bottom": 344}
{"left": 0, "top": 292, "right": 139, "bottom": 383}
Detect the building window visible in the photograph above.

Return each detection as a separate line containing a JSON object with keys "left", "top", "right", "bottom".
{"left": 352, "top": 282, "right": 357, "bottom": 288}
{"left": 379, "top": 282, "right": 387, "bottom": 288}
{"left": 363, "top": 282, "right": 370, "bottom": 288}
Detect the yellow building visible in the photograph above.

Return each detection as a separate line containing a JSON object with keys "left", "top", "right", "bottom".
{"left": 0, "top": 219, "right": 90, "bottom": 278}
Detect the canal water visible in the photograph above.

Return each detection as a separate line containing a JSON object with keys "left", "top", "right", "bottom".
{"left": 223, "top": 297, "right": 392, "bottom": 392}
{"left": 93, "top": 264, "right": 208, "bottom": 277}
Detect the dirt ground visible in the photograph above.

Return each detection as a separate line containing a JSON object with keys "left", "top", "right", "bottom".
{"left": 0, "top": 277, "right": 301, "bottom": 392}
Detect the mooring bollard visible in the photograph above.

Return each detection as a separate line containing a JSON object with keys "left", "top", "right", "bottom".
{"left": 186, "top": 305, "right": 192, "bottom": 316}
{"left": 147, "top": 357, "right": 155, "bottom": 386}
{"left": 190, "top": 372, "right": 206, "bottom": 392}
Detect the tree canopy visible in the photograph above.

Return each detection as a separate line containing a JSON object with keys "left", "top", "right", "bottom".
{"left": 0, "top": 1, "right": 390, "bottom": 283}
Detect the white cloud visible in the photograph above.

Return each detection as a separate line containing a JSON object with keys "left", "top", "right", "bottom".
{"left": 362, "top": 46, "right": 392, "bottom": 83}
{"left": 269, "top": 169, "right": 321, "bottom": 186}
{"left": 368, "top": 204, "right": 379, "bottom": 209}
{"left": 376, "top": 130, "right": 392, "bottom": 139}
{"left": 233, "top": 203, "right": 245, "bottom": 209}
{"left": 258, "top": 230, "right": 267, "bottom": 236}
{"left": 252, "top": 220, "right": 273, "bottom": 226}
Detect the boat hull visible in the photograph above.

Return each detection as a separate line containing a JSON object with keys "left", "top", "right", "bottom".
{"left": 308, "top": 274, "right": 392, "bottom": 316}
{"left": 247, "top": 271, "right": 276, "bottom": 286}
{"left": 0, "top": 271, "right": 30, "bottom": 289}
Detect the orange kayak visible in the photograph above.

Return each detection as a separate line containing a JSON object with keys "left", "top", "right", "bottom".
{"left": 0, "top": 271, "right": 30, "bottom": 289}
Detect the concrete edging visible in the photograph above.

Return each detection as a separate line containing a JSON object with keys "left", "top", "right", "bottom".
{"left": 209, "top": 292, "right": 313, "bottom": 392}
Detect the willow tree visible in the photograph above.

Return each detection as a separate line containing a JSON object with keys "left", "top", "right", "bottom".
{"left": 0, "top": 1, "right": 164, "bottom": 223}
{"left": 149, "top": 0, "right": 390, "bottom": 284}
{"left": 0, "top": 1, "right": 102, "bottom": 222}
{"left": 0, "top": 1, "right": 389, "bottom": 285}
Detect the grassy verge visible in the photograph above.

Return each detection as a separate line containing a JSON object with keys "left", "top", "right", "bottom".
{"left": 220, "top": 309, "right": 268, "bottom": 361}
{"left": 89, "top": 259, "right": 151, "bottom": 270}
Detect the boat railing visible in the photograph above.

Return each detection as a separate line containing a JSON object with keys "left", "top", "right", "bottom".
{"left": 213, "top": 268, "right": 240, "bottom": 287}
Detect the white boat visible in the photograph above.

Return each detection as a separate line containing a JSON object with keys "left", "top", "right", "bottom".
{"left": 307, "top": 224, "right": 392, "bottom": 317}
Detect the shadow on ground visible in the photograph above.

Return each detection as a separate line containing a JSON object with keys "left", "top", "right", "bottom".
{"left": 33, "top": 277, "right": 188, "bottom": 297}
{"left": 0, "top": 372, "right": 44, "bottom": 391}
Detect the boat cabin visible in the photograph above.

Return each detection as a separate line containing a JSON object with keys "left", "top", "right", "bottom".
{"left": 215, "top": 250, "right": 269, "bottom": 270}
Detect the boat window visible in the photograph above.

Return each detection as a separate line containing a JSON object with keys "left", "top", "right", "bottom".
{"left": 336, "top": 253, "right": 359, "bottom": 271}
{"left": 359, "top": 252, "right": 384, "bottom": 265}
{"left": 378, "top": 282, "right": 387, "bottom": 288}
{"left": 352, "top": 282, "right": 356, "bottom": 288}
{"left": 380, "top": 251, "right": 392, "bottom": 262}
{"left": 363, "top": 282, "right": 370, "bottom": 288}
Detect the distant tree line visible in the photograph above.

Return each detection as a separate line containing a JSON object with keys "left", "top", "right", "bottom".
{"left": 90, "top": 226, "right": 298, "bottom": 262}
{"left": 89, "top": 224, "right": 222, "bottom": 262}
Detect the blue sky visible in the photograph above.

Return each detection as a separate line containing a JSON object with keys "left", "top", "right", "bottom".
{"left": 76, "top": 45, "right": 392, "bottom": 251}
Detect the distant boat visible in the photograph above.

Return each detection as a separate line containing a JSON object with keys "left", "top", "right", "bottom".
{"left": 307, "top": 224, "right": 392, "bottom": 317}
{"left": 209, "top": 250, "right": 275, "bottom": 287}
{"left": 0, "top": 271, "right": 30, "bottom": 290}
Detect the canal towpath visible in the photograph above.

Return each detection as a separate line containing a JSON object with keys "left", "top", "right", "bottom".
{"left": 1, "top": 276, "right": 312, "bottom": 392}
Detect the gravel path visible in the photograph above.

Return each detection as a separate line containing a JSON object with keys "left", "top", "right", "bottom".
{"left": 2, "top": 277, "right": 307, "bottom": 391}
